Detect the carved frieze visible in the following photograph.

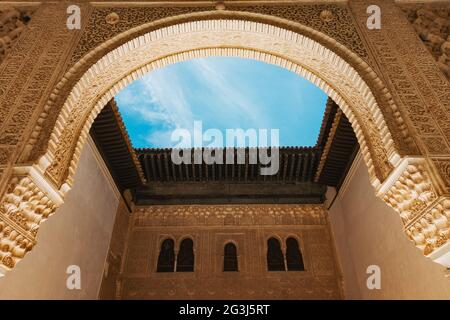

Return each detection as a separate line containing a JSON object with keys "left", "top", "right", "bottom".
{"left": 134, "top": 204, "right": 328, "bottom": 227}
{"left": 0, "top": 174, "right": 58, "bottom": 271}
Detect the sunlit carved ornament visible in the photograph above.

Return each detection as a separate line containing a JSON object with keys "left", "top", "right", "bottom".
{"left": 0, "top": 171, "right": 60, "bottom": 273}
{"left": 380, "top": 159, "right": 450, "bottom": 261}
{"left": 105, "top": 12, "right": 120, "bottom": 25}
{"left": 320, "top": 10, "right": 334, "bottom": 23}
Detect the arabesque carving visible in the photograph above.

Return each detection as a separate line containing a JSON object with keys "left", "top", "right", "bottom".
{"left": 406, "top": 197, "right": 450, "bottom": 256}
{"left": 380, "top": 159, "right": 449, "bottom": 257}
{"left": 351, "top": 0, "right": 450, "bottom": 155}
{"left": 134, "top": 204, "right": 328, "bottom": 227}
{"left": 27, "top": 5, "right": 416, "bottom": 169}
{"left": 0, "top": 174, "right": 58, "bottom": 271}
{"left": 0, "top": 1, "right": 448, "bottom": 277}
{"left": 0, "top": 6, "right": 33, "bottom": 65}
{"left": 403, "top": 5, "right": 450, "bottom": 81}
{"left": 31, "top": 18, "right": 399, "bottom": 192}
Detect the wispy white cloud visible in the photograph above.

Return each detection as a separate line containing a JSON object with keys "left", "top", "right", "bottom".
{"left": 140, "top": 69, "right": 195, "bottom": 130}
{"left": 115, "top": 57, "right": 327, "bottom": 148}
{"left": 116, "top": 66, "right": 196, "bottom": 147}
{"left": 187, "top": 58, "right": 268, "bottom": 126}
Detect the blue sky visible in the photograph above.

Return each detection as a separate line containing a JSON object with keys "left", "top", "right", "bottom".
{"left": 115, "top": 57, "right": 327, "bottom": 149}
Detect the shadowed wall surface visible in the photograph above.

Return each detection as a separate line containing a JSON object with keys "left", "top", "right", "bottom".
{"left": 0, "top": 141, "right": 119, "bottom": 299}
{"left": 329, "top": 153, "right": 450, "bottom": 299}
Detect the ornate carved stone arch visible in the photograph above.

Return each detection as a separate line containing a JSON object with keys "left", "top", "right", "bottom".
{"left": 29, "top": 16, "right": 403, "bottom": 189}
{"left": 0, "top": 10, "right": 448, "bottom": 276}
{"left": 22, "top": 10, "right": 415, "bottom": 169}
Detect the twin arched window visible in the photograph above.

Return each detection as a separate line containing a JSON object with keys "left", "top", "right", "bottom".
{"left": 267, "top": 237, "right": 305, "bottom": 271}
{"left": 157, "top": 238, "right": 194, "bottom": 272}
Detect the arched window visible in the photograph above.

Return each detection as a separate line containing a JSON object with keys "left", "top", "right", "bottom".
{"left": 176, "top": 238, "right": 195, "bottom": 272}
{"left": 156, "top": 238, "right": 175, "bottom": 272}
{"left": 267, "top": 237, "right": 285, "bottom": 271}
{"left": 286, "top": 237, "right": 305, "bottom": 271}
{"left": 223, "top": 242, "right": 238, "bottom": 272}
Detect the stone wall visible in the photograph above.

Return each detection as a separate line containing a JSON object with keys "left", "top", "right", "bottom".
{"left": 98, "top": 200, "right": 131, "bottom": 300}
{"left": 119, "top": 204, "right": 342, "bottom": 300}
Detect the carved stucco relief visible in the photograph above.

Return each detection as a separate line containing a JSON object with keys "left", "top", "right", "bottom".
{"left": 350, "top": 0, "right": 450, "bottom": 157}
{"left": 0, "top": 2, "right": 448, "bottom": 274}
{"left": 0, "top": 6, "right": 34, "bottom": 65}
{"left": 27, "top": 3, "right": 414, "bottom": 166}
{"left": 120, "top": 204, "right": 341, "bottom": 300}
{"left": 349, "top": 1, "right": 450, "bottom": 262}
{"left": 380, "top": 159, "right": 449, "bottom": 255}
{"left": 0, "top": 175, "right": 58, "bottom": 271}
{"left": 402, "top": 5, "right": 450, "bottom": 82}
{"left": 17, "top": 9, "right": 402, "bottom": 192}
{"left": 0, "top": 3, "right": 84, "bottom": 177}
{"left": 134, "top": 204, "right": 329, "bottom": 227}
{"left": 24, "top": 15, "right": 400, "bottom": 192}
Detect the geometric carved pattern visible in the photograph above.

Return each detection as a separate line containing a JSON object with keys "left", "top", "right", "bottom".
{"left": 233, "top": 3, "right": 371, "bottom": 63}
{"left": 134, "top": 204, "right": 328, "bottom": 227}
{"left": 0, "top": 1, "right": 448, "bottom": 276}
{"left": 35, "top": 19, "right": 398, "bottom": 191}
{"left": 68, "top": 6, "right": 208, "bottom": 68}
{"left": 351, "top": 0, "right": 450, "bottom": 156}
{"left": 0, "top": 6, "right": 34, "bottom": 65}
{"left": 27, "top": 4, "right": 407, "bottom": 172}
{"left": 0, "top": 3, "right": 81, "bottom": 174}
{"left": 403, "top": 5, "right": 450, "bottom": 81}
{"left": 381, "top": 159, "right": 449, "bottom": 256}
{"left": 0, "top": 175, "right": 57, "bottom": 271}
{"left": 70, "top": 4, "right": 371, "bottom": 69}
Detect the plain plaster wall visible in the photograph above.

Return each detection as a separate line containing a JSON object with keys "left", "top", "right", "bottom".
{"left": 328, "top": 153, "right": 450, "bottom": 299}
{"left": 0, "top": 139, "right": 120, "bottom": 299}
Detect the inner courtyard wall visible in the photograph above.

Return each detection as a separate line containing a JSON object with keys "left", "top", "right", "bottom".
{"left": 0, "top": 139, "right": 120, "bottom": 299}
{"left": 0, "top": 0, "right": 449, "bottom": 295}
{"left": 117, "top": 204, "right": 343, "bottom": 300}
{"left": 328, "top": 152, "right": 450, "bottom": 299}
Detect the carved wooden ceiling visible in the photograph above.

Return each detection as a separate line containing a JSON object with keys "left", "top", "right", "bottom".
{"left": 90, "top": 98, "right": 358, "bottom": 204}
